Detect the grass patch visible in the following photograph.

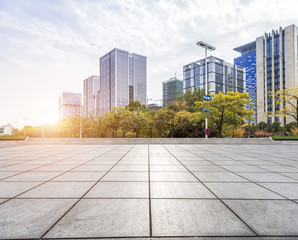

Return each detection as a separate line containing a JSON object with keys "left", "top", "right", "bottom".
{"left": 0, "top": 136, "right": 26, "bottom": 141}
{"left": 272, "top": 135, "right": 298, "bottom": 140}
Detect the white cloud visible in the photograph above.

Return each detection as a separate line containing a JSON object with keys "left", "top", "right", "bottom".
{"left": 0, "top": 0, "right": 298, "bottom": 126}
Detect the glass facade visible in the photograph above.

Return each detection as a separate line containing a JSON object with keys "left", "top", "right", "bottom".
{"left": 183, "top": 56, "right": 245, "bottom": 94}
{"left": 234, "top": 51, "right": 257, "bottom": 122}
{"left": 99, "top": 48, "right": 146, "bottom": 115}
{"left": 83, "top": 75, "right": 100, "bottom": 117}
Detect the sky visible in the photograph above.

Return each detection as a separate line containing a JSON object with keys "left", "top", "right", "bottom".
{"left": 1, "top": 0, "right": 298, "bottom": 128}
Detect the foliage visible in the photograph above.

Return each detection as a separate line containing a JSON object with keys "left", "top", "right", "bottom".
{"left": 195, "top": 91, "right": 254, "bottom": 138}
{"left": 254, "top": 131, "right": 272, "bottom": 138}
{"left": 176, "top": 88, "right": 205, "bottom": 112}
{"left": 274, "top": 87, "right": 298, "bottom": 124}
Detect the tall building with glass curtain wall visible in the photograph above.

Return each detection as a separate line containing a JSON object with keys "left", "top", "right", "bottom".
{"left": 183, "top": 56, "right": 245, "bottom": 94}
{"left": 234, "top": 42, "right": 257, "bottom": 123}
{"left": 98, "top": 48, "right": 147, "bottom": 115}
{"left": 256, "top": 24, "right": 298, "bottom": 125}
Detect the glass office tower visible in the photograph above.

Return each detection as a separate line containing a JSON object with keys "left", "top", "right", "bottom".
{"left": 83, "top": 75, "right": 100, "bottom": 117}
{"left": 98, "top": 48, "right": 147, "bottom": 115}
{"left": 234, "top": 42, "right": 257, "bottom": 123}
{"left": 183, "top": 56, "right": 245, "bottom": 94}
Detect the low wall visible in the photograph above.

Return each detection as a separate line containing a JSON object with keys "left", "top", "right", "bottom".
{"left": 24, "top": 137, "right": 274, "bottom": 145}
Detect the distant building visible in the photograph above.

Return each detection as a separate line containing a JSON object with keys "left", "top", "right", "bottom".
{"left": 147, "top": 103, "right": 162, "bottom": 111}
{"left": 183, "top": 56, "right": 245, "bottom": 94}
{"left": 0, "top": 124, "right": 13, "bottom": 136}
{"left": 162, "top": 76, "right": 183, "bottom": 107}
{"left": 59, "top": 92, "right": 81, "bottom": 120}
{"left": 98, "top": 48, "right": 146, "bottom": 115}
{"left": 83, "top": 75, "right": 100, "bottom": 117}
{"left": 234, "top": 41, "right": 257, "bottom": 123}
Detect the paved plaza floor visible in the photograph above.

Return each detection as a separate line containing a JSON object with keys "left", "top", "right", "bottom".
{"left": 0, "top": 143, "right": 298, "bottom": 239}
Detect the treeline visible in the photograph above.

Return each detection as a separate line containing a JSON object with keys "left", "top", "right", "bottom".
{"left": 14, "top": 89, "right": 275, "bottom": 138}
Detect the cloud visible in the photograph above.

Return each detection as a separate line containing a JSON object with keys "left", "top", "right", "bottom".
{"left": 0, "top": 0, "right": 298, "bottom": 126}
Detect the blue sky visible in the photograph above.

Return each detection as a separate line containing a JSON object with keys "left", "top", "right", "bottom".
{"left": 1, "top": 0, "right": 298, "bottom": 127}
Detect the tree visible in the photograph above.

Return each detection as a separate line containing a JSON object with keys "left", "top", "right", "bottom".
{"left": 257, "top": 121, "right": 268, "bottom": 131}
{"left": 269, "top": 121, "right": 282, "bottom": 133}
{"left": 127, "top": 100, "right": 148, "bottom": 112}
{"left": 244, "top": 99, "right": 255, "bottom": 138}
{"left": 157, "top": 108, "right": 190, "bottom": 138}
{"left": 129, "top": 111, "right": 148, "bottom": 138}
{"left": 119, "top": 110, "right": 132, "bottom": 138}
{"left": 144, "top": 110, "right": 158, "bottom": 138}
{"left": 176, "top": 88, "right": 205, "bottom": 112}
{"left": 195, "top": 91, "right": 251, "bottom": 138}
{"left": 274, "top": 87, "right": 298, "bottom": 125}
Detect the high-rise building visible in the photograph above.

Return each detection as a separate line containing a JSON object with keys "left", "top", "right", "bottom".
{"left": 83, "top": 75, "right": 100, "bottom": 117}
{"left": 183, "top": 56, "right": 245, "bottom": 94}
{"left": 0, "top": 124, "right": 13, "bottom": 136}
{"left": 59, "top": 92, "right": 81, "bottom": 120}
{"left": 236, "top": 24, "right": 298, "bottom": 125}
{"left": 98, "top": 48, "right": 146, "bottom": 115}
{"left": 162, "top": 76, "right": 183, "bottom": 107}
{"left": 256, "top": 24, "right": 298, "bottom": 125}
{"left": 234, "top": 42, "right": 257, "bottom": 122}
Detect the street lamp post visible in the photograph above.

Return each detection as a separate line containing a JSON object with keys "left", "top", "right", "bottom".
{"left": 196, "top": 41, "right": 215, "bottom": 139}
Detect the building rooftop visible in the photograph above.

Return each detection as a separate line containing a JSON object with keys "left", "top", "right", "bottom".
{"left": 234, "top": 41, "right": 256, "bottom": 55}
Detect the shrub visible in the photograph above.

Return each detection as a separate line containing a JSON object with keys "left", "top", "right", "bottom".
{"left": 292, "top": 128, "right": 298, "bottom": 136}
{"left": 254, "top": 130, "right": 272, "bottom": 138}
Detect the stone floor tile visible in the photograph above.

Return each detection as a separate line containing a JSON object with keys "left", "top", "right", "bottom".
{"left": 224, "top": 200, "right": 298, "bottom": 235}
{"left": 72, "top": 164, "right": 113, "bottom": 171}
{"left": 258, "top": 183, "right": 298, "bottom": 199}
{"left": 0, "top": 181, "right": 42, "bottom": 198}
{"left": 194, "top": 172, "right": 248, "bottom": 182}
{"left": 52, "top": 171, "right": 105, "bottom": 181}
{"left": 205, "top": 183, "right": 284, "bottom": 199}
{"left": 19, "top": 181, "right": 94, "bottom": 198}
{"left": 4, "top": 171, "right": 61, "bottom": 181}
{"left": 237, "top": 172, "right": 298, "bottom": 183}
{"left": 150, "top": 172, "right": 198, "bottom": 182}
{"left": 151, "top": 199, "right": 254, "bottom": 236}
{"left": 102, "top": 171, "right": 148, "bottom": 181}
{"left": 0, "top": 199, "right": 76, "bottom": 239}
{"left": 111, "top": 165, "right": 148, "bottom": 171}
{"left": 45, "top": 199, "right": 150, "bottom": 238}
{"left": 86, "top": 182, "right": 148, "bottom": 198}
{"left": 151, "top": 182, "right": 215, "bottom": 198}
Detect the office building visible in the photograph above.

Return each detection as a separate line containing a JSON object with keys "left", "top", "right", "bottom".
{"left": 98, "top": 48, "right": 146, "bottom": 115}
{"left": 234, "top": 41, "right": 257, "bottom": 123}
{"left": 147, "top": 103, "right": 162, "bottom": 111}
{"left": 236, "top": 24, "right": 298, "bottom": 125}
{"left": 256, "top": 24, "right": 298, "bottom": 125}
{"left": 183, "top": 56, "right": 245, "bottom": 94}
{"left": 162, "top": 76, "right": 183, "bottom": 107}
{"left": 59, "top": 92, "right": 81, "bottom": 120}
{"left": 0, "top": 124, "right": 13, "bottom": 136}
{"left": 83, "top": 75, "right": 100, "bottom": 117}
